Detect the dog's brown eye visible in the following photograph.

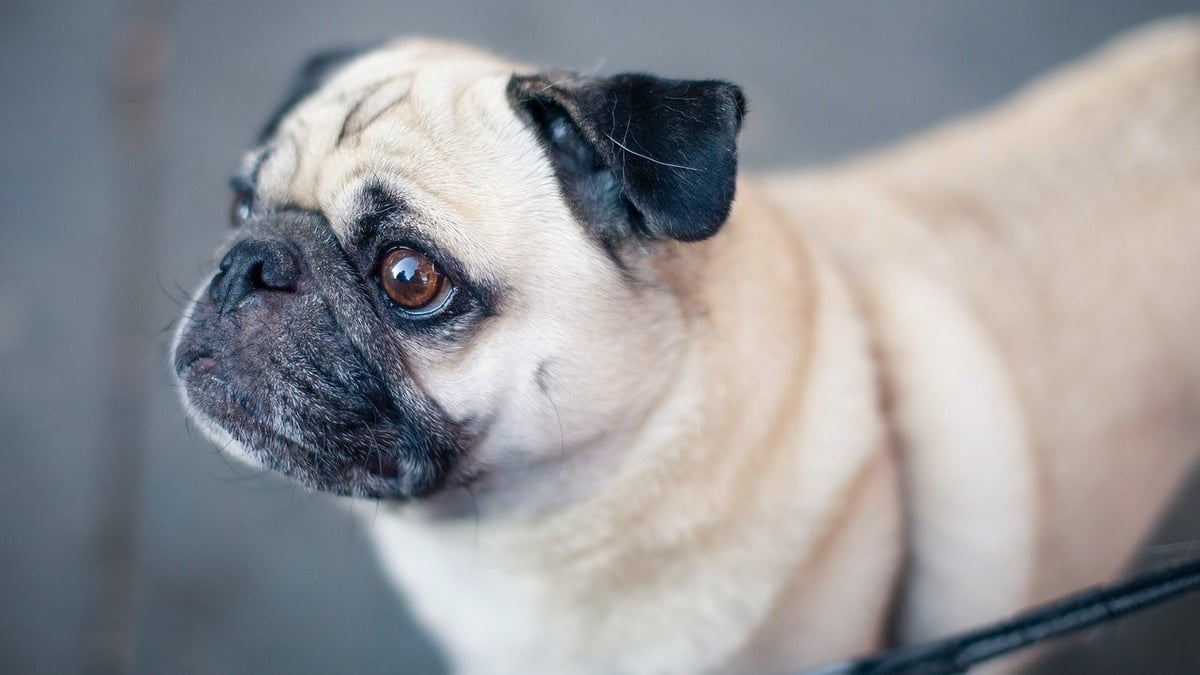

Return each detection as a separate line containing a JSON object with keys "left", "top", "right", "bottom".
{"left": 380, "top": 247, "right": 448, "bottom": 312}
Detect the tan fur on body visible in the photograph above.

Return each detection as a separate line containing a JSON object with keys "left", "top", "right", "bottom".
{"left": 185, "top": 19, "right": 1200, "bottom": 674}
{"left": 758, "top": 19, "right": 1200, "bottom": 654}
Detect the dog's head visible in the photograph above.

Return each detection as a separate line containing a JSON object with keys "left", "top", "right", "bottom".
{"left": 172, "top": 40, "right": 744, "bottom": 504}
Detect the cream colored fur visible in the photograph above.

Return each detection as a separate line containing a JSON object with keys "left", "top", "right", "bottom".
{"left": 227, "top": 19, "right": 1199, "bottom": 674}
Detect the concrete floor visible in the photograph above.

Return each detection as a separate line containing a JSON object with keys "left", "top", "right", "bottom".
{"left": 2, "top": 1, "right": 1198, "bottom": 673}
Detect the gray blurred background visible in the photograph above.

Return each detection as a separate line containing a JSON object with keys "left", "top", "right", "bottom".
{"left": 2, "top": 1, "right": 1199, "bottom": 673}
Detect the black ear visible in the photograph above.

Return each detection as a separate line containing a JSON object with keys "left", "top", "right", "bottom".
{"left": 257, "top": 46, "right": 367, "bottom": 143}
{"left": 508, "top": 72, "right": 745, "bottom": 243}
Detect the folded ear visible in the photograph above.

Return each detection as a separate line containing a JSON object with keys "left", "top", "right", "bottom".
{"left": 508, "top": 72, "right": 745, "bottom": 243}
{"left": 258, "top": 46, "right": 367, "bottom": 143}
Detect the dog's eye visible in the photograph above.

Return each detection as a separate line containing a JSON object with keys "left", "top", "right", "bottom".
{"left": 380, "top": 247, "right": 451, "bottom": 313}
{"left": 230, "top": 188, "right": 253, "bottom": 228}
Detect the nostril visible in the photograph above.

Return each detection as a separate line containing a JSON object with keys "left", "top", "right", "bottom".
{"left": 246, "top": 261, "right": 268, "bottom": 290}
{"left": 258, "top": 250, "right": 300, "bottom": 292}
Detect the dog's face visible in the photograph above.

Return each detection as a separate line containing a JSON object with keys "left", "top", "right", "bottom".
{"left": 172, "top": 40, "right": 744, "bottom": 504}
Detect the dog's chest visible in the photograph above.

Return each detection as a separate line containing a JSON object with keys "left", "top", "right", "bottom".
{"left": 365, "top": 514, "right": 585, "bottom": 672}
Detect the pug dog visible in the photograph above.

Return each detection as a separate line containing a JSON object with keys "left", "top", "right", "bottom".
{"left": 172, "top": 18, "right": 1200, "bottom": 674}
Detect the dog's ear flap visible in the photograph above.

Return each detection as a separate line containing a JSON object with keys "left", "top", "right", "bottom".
{"left": 508, "top": 72, "right": 745, "bottom": 243}
{"left": 258, "top": 46, "right": 366, "bottom": 143}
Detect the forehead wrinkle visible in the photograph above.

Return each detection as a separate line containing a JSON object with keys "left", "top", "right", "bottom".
{"left": 256, "top": 41, "right": 526, "bottom": 197}
{"left": 338, "top": 75, "right": 416, "bottom": 146}
{"left": 270, "top": 50, "right": 558, "bottom": 272}
{"left": 282, "top": 59, "right": 514, "bottom": 207}
{"left": 336, "top": 78, "right": 392, "bottom": 145}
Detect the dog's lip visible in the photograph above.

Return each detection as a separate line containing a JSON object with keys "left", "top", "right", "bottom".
{"left": 174, "top": 348, "right": 219, "bottom": 378}
{"left": 190, "top": 355, "right": 219, "bottom": 373}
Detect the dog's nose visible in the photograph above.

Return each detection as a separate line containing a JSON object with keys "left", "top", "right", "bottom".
{"left": 209, "top": 239, "right": 302, "bottom": 313}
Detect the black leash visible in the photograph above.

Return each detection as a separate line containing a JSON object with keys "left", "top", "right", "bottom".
{"left": 804, "top": 557, "right": 1200, "bottom": 675}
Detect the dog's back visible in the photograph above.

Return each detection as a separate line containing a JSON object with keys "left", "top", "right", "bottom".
{"left": 761, "top": 17, "right": 1200, "bottom": 642}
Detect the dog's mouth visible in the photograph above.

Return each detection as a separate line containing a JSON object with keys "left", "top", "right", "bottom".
{"left": 173, "top": 302, "right": 467, "bottom": 500}
{"left": 178, "top": 352, "right": 424, "bottom": 498}
{"left": 174, "top": 349, "right": 218, "bottom": 378}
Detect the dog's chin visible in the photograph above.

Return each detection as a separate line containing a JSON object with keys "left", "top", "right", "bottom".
{"left": 175, "top": 348, "right": 454, "bottom": 501}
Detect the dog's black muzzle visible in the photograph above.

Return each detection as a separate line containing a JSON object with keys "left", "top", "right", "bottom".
{"left": 173, "top": 210, "right": 464, "bottom": 499}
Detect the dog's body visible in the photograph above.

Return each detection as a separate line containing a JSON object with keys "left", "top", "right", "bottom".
{"left": 173, "top": 19, "right": 1200, "bottom": 674}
